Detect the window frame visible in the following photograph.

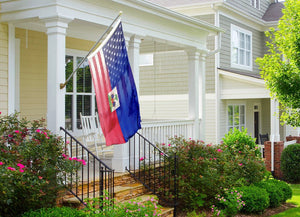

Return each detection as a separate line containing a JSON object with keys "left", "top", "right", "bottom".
{"left": 230, "top": 24, "right": 253, "bottom": 71}
{"left": 65, "top": 49, "right": 96, "bottom": 135}
{"left": 250, "top": 0, "right": 260, "bottom": 9}
{"left": 227, "top": 104, "right": 246, "bottom": 132}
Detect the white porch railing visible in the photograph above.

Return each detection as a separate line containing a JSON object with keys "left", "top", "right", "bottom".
{"left": 140, "top": 119, "right": 195, "bottom": 145}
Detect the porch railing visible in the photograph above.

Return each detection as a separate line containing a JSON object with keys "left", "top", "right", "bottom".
{"left": 60, "top": 127, "right": 114, "bottom": 208}
{"left": 126, "top": 132, "right": 178, "bottom": 217}
{"left": 140, "top": 119, "right": 194, "bottom": 145}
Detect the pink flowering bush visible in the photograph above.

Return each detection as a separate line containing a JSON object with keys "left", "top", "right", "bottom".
{"left": 0, "top": 113, "right": 82, "bottom": 217}
{"left": 160, "top": 132, "right": 267, "bottom": 210}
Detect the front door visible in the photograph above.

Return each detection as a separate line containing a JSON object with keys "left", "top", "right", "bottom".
{"left": 254, "top": 111, "right": 259, "bottom": 144}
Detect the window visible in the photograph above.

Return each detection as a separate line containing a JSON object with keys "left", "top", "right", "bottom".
{"left": 65, "top": 52, "right": 97, "bottom": 133}
{"left": 250, "top": 0, "right": 260, "bottom": 9}
{"left": 231, "top": 24, "right": 252, "bottom": 70}
{"left": 227, "top": 105, "right": 245, "bottom": 132}
{"left": 139, "top": 53, "right": 153, "bottom": 66}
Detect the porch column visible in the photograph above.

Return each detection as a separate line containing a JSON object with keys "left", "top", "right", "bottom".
{"left": 44, "top": 17, "right": 72, "bottom": 134}
{"left": 8, "top": 24, "right": 16, "bottom": 114}
{"left": 111, "top": 35, "right": 142, "bottom": 172}
{"left": 270, "top": 98, "right": 280, "bottom": 173}
{"left": 128, "top": 34, "right": 142, "bottom": 93}
{"left": 187, "top": 50, "right": 206, "bottom": 140}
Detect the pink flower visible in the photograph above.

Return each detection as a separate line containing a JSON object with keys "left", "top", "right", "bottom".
{"left": 168, "top": 144, "right": 171, "bottom": 147}
{"left": 7, "top": 167, "right": 16, "bottom": 171}
{"left": 81, "top": 160, "right": 87, "bottom": 165}
{"left": 238, "top": 151, "right": 242, "bottom": 153}
{"left": 62, "top": 154, "right": 68, "bottom": 158}
{"left": 8, "top": 134, "right": 13, "bottom": 138}
{"left": 17, "top": 163, "right": 25, "bottom": 169}
{"left": 162, "top": 143, "right": 165, "bottom": 146}
{"left": 160, "top": 153, "right": 164, "bottom": 156}
{"left": 38, "top": 176, "right": 43, "bottom": 179}
{"left": 0, "top": 162, "right": 4, "bottom": 166}
{"left": 66, "top": 140, "right": 70, "bottom": 144}
{"left": 207, "top": 144, "right": 212, "bottom": 147}
{"left": 14, "top": 130, "right": 20, "bottom": 134}
{"left": 36, "top": 129, "right": 41, "bottom": 133}
{"left": 72, "top": 157, "right": 78, "bottom": 161}
{"left": 139, "top": 157, "right": 145, "bottom": 161}
{"left": 239, "top": 163, "right": 243, "bottom": 166}
{"left": 19, "top": 169, "right": 24, "bottom": 173}
{"left": 213, "top": 158, "right": 217, "bottom": 160}
{"left": 217, "top": 149, "right": 222, "bottom": 152}
{"left": 68, "top": 157, "right": 72, "bottom": 160}
{"left": 0, "top": 111, "right": 1, "bottom": 115}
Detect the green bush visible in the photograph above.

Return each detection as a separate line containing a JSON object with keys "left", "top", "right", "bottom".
{"left": 222, "top": 128, "right": 261, "bottom": 157}
{"left": 281, "top": 143, "right": 300, "bottom": 183}
{"left": 22, "top": 207, "right": 86, "bottom": 217}
{"left": 237, "top": 185, "right": 269, "bottom": 214}
{"left": 83, "top": 195, "right": 162, "bottom": 216}
{"left": 255, "top": 180, "right": 283, "bottom": 208}
{"left": 159, "top": 132, "right": 267, "bottom": 209}
{"left": 211, "top": 188, "right": 245, "bottom": 217}
{"left": 0, "top": 113, "right": 82, "bottom": 217}
{"left": 268, "top": 179, "right": 292, "bottom": 202}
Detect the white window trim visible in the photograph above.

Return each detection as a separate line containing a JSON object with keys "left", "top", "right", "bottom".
{"left": 250, "top": 0, "right": 260, "bottom": 9}
{"left": 230, "top": 24, "right": 253, "bottom": 71}
{"left": 139, "top": 53, "right": 154, "bottom": 66}
{"left": 227, "top": 103, "right": 246, "bottom": 132}
{"left": 66, "top": 49, "right": 96, "bottom": 135}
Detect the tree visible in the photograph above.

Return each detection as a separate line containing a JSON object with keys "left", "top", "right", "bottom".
{"left": 257, "top": 0, "right": 300, "bottom": 127}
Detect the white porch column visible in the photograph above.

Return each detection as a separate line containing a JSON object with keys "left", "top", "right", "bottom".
{"left": 128, "top": 35, "right": 142, "bottom": 93}
{"left": 187, "top": 50, "right": 206, "bottom": 140}
{"left": 44, "top": 17, "right": 72, "bottom": 134}
{"left": 112, "top": 34, "right": 142, "bottom": 172}
{"left": 8, "top": 24, "right": 15, "bottom": 115}
{"left": 270, "top": 98, "right": 280, "bottom": 172}
{"left": 270, "top": 99, "right": 280, "bottom": 141}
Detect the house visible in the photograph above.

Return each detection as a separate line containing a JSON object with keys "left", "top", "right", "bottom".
{"left": 0, "top": 0, "right": 222, "bottom": 171}
{"left": 145, "top": 0, "right": 299, "bottom": 144}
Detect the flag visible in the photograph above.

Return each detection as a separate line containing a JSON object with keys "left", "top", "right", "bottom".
{"left": 88, "top": 19, "right": 141, "bottom": 146}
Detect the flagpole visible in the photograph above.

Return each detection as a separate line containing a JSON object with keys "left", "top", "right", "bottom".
{"left": 60, "top": 11, "right": 123, "bottom": 89}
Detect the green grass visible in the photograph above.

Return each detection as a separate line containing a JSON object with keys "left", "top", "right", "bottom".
{"left": 271, "top": 184, "right": 300, "bottom": 216}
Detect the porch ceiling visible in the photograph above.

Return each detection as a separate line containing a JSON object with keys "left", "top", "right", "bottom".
{"left": 0, "top": 0, "right": 223, "bottom": 51}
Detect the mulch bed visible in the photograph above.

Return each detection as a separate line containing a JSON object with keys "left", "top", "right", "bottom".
{"left": 176, "top": 203, "right": 297, "bottom": 217}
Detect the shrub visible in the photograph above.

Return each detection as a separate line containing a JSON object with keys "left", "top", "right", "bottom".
{"left": 281, "top": 143, "right": 300, "bottom": 183}
{"left": 222, "top": 128, "right": 261, "bottom": 157}
{"left": 159, "top": 133, "right": 266, "bottom": 209}
{"left": 0, "top": 113, "right": 82, "bottom": 217}
{"left": 255, "top": 180, "right": 283, "bottom": 208}
{"left": 256, "top": 179, "right": 292, "bottom": 207}
{"left": 211, "top": 187, "right": 245, "bottom": 217}
{"left": 22, "top": 207, "right": 86, "bottom": 217}
{"left": 83, "top": 194, "right": 162, "bottom": 216}
{"left": 237, "top": 185, "right": 269, "bottom": 214}
{"left": 268, "top": 179, "right": 292, "bottom": 202}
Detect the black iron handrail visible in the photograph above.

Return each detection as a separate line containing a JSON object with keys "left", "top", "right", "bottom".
{"left": 60, "top": 127, "right": 114, "bottom": 209}
{"left": 126, "top": 132, "right": 178, "bottom": 217}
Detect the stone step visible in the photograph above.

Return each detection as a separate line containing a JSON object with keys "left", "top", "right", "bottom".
{"left": 63, "top": 180, "right": 148, "bottom": 205}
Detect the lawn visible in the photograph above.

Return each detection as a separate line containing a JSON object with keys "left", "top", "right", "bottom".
{"left": 271, "top": 184, "right": 300, "bottom": 216}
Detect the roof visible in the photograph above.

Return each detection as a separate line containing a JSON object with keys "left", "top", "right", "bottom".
{"left": 262, "top": 2, "right": 284, "bottom": 21}
{"left": 218, "top": 68, "right": 262, "bottom": 79}
{"left": 145, "top": 0, "right": 221, "bottom": 8}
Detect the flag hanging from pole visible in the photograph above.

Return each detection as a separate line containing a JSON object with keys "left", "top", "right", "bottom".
{"left": 88, "top": 19, "right": 141, "bottom": 146}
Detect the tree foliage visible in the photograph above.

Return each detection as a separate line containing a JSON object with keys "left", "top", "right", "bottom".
{"left": 257, "top": 0, "right": 300, "bottom": 127}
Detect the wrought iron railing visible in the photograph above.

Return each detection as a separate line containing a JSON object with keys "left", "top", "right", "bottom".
{"left": 60, "top": 127, "right": 114, "bottom": 209}
{"left": 126, "top": 132, "right": 178, "bottom": 217}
